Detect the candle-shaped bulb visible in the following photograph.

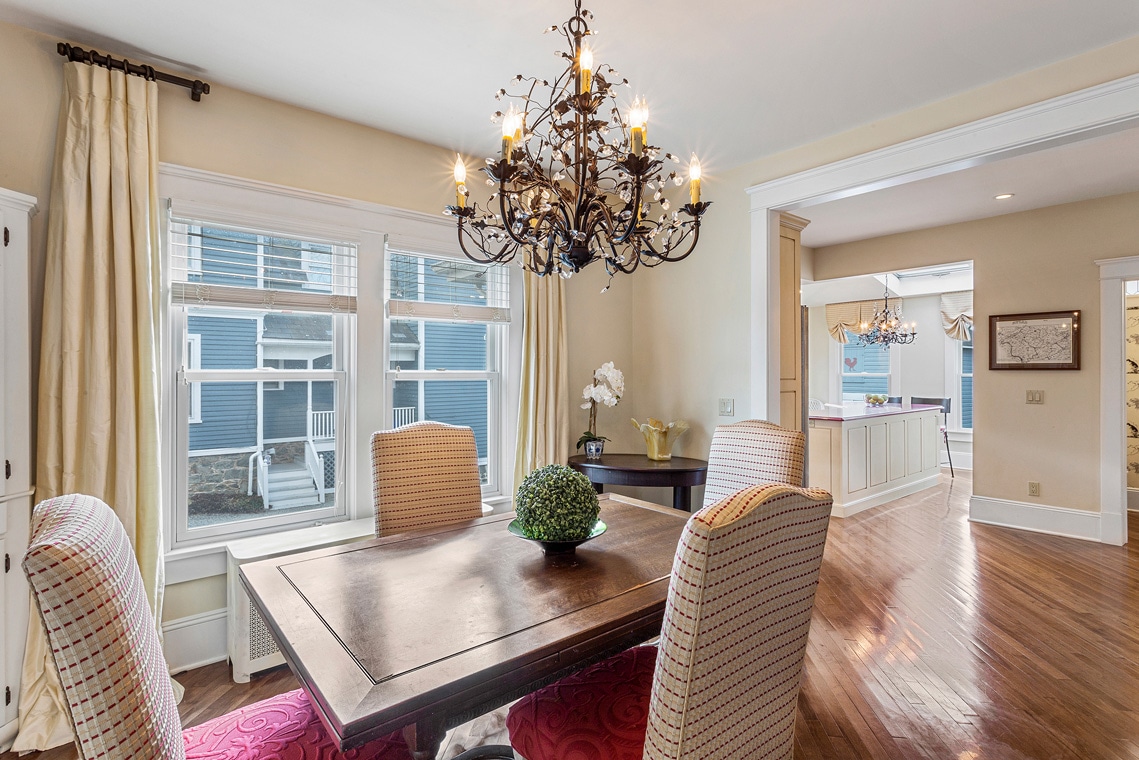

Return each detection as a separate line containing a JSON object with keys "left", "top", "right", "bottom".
{"left": 501, "top": 106, "right": 520, "bottom": 163}
{"left": 453, "top": 154, "right": 466, "bottom": 208}
{"left": 689, "top": 155, "right": 702, "bottom": 205}
{"left": 579, "top": 43, "right": 593, "bottom": 94}
{"left": 629, "top": 97, "right": 648, "bottom": 156}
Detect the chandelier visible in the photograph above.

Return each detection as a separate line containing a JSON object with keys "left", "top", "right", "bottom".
{"left": 857, "top": 287, "right": 917, "bottom": 348}
{"left": 444, "top": 0, "right": 711, "bottom": 284}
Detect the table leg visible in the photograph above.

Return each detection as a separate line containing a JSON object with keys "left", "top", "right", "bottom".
{"left": 673, "top": 486, "right": 692, "bottom": 512}
{"left": 403, "top": 721, "right": 445, "bottom": 760}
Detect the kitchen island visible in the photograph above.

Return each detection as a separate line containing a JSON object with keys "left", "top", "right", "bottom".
{"left": 808, "top": 403, "right": 943, "bottom": 517}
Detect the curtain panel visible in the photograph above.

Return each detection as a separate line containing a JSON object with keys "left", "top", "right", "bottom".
{"left": 940, "top": 290, "right": 974, "bottom": 340}
{"left": 513, "top": 271, "right": 570, "bottom": 491}
{"left": 14, "top": 61, "right": 168, "bottom": 752}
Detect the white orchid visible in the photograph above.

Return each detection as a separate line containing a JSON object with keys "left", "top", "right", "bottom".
{"left": 578, "top": 362, "right": 624, "bottom": 450}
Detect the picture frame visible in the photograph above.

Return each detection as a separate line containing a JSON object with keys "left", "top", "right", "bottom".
{"left": 989, "top": 310, "right": 1080, "bottom": 370}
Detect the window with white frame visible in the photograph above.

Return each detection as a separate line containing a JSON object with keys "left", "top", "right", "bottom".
{"left": 959, "top": 330, "right": 974, "bottom": 430}
{"left": 839, "top": 331, "right": 893, "bottom": 400}
{"left": 168, "top": 219, "right": 355, "bottom": 545}
{"left": 385, "top": 249, "right": 510, "bottom": 493}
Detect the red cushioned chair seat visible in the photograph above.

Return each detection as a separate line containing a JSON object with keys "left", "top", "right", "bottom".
{"left": 506, "top": 646, "right": 657, "bottom": 760}
{"left": 183, "top": 688, "right": 413, "bottom": 760}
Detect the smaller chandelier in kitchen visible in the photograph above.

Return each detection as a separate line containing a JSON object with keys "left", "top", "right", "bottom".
{"left": 444, "top": 0, "right": 710, "bottom": 282}
{"left": 857, "top": 288, "right": 917, "bottom": 348}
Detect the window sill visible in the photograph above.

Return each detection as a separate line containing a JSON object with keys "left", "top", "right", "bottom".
{"left": 165, "top": 517, "right": 375, "bottom": 585}
{"left": 947, "top": 429, "right": 973, "bottom": 443}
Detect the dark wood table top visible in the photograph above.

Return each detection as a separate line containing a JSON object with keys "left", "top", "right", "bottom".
{"left": 240, "top": 495, "right": 688, "bottom": 751}
{"left": 567, "top": 453, "right": 709, "bottom": 475}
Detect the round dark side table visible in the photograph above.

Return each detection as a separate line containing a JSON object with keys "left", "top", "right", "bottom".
{"left": 567, "top": 453, "right": 709, "bottom": 512}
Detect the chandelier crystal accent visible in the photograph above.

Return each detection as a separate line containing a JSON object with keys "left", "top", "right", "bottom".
{"left": 444, "top": 0, "right": 711, "bottom": 283}
{"left": 857, "top": 287, "right": 917, "bottom": 348}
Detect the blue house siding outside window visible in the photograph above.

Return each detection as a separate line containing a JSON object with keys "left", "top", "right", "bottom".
{"left": 841, "top": 331, "right": 891, "bottom": 399}
{"left": 188, "top": 315, "right": 258, "bottom": 451}
{"left": 961, "top": 335, "right": 974, "bottom": 429}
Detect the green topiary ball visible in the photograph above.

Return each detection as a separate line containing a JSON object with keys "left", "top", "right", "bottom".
{"left": 515, "top": 464, "right": 601, "bottom": 541}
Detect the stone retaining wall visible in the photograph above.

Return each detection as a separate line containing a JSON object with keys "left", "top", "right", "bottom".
{"left": 188, "top": 452, "right": 251, "bottom": 495}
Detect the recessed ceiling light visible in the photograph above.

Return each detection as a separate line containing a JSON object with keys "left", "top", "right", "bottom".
{"left": 994, "top": 193, "right": 1015, "bottom": 200}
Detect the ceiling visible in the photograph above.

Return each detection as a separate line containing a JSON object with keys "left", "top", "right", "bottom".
{"left": 2, "top": 1, "right": 1139, "bottom": 246}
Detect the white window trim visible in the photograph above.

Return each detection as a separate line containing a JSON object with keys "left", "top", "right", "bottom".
{"left": 942, "top": 331, "right": 975, "bottom": 437}
{"left": 186, "top": 333, "right": 202, "bottom": 424}
{"left": 160, "top": 164, "right": 522, "bottom": 582}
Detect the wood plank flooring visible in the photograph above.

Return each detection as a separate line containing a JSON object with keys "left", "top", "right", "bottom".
{"left": 7, "top": 472, "right": 1139, "bottom": 759}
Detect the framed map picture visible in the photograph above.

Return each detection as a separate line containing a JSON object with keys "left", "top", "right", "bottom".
{"left": 989, "top": 310, "right": 1080, "bottom": 370}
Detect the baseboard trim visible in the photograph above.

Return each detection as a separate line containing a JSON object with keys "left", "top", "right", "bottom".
{"left": 0, "top": 717, "right": 18, "bottom": 753}
{"left": 833, "top": 474, "right": 941, "bottom": 518}
{"left": 969, "top": 496, "right": 1102, "bottom": 542}
{"left": 1128, "top": 488, "right": 1139, "bottom": 512}
{"left": 163, "top": 608, "right": 227, "bottom": 674}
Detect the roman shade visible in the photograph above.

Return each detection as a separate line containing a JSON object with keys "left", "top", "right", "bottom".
{"left": 941, "top": 290, "right": 974, "bottom": 340}
{"left": 824, "top": 299, "right": 892, "bottom": 343}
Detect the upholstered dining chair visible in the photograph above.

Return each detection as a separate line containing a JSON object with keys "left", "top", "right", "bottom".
{"left": 910, "top": 396, "right": 954, "bottom": 477}
{"left": 371, "top": 420, "right": 485, "bottom": 536}
{"left": 22, "top": 493, "right": 416, "bottom": 759}
{"left": 702, "top": 419, "right": 806, "bottom": 508}
{"left": 503, "top": 482, "right": 834, "bottom": 760}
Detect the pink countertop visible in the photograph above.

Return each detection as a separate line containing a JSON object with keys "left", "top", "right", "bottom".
{"left": 809, "top": 402, "right": 943, "bottom": 422}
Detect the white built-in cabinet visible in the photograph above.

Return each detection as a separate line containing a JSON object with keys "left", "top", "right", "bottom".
{"left": 0, "top": 188, "right": 36, "bottom": 751}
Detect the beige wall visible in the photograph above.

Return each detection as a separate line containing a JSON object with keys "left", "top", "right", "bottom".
{"left": 814, "top": 192, "right": 1139, "bottom": 511}
{"left": 0, "top": 20, "right": 468, "bottom": 622}
{"left": 601, "top": 35, "right": 1139, "bottom": 514}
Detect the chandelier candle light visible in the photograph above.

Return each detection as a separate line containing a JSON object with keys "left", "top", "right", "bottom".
{"left": 445, "top": 0, "right": 711, "bottom": 285}
{"left": 857, "top": 286, "right": 917, "bottom": 348}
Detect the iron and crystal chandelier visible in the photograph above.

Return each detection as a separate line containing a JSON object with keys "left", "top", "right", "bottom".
{"left": 856, "top": 287, "right": 917, "bottom": 348}
{"left": 444, "top": 0, "right": 711, "bottom": 283}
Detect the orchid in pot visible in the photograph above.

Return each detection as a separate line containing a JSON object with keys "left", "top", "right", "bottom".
{"left": 578, "top": 362, "right": 624, "bottom": 458}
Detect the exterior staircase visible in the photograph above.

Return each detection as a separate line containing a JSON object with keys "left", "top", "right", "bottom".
{"left": 266, "top": 463, "right": 322, "bottom": 509}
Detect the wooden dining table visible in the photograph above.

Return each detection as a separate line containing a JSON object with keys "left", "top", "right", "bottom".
{"left": 240, "top": 494, "right": 688, "bottom": 758}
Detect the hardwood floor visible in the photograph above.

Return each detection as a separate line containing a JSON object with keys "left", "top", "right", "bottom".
{"left": 6, "top": 472, "right": 1138, "bottom": 759}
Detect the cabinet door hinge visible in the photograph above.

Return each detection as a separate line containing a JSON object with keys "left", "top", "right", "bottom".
{"left": 4, "top": 686, "right": 10, "bottom": 706}
{"left": 3, "top": 227, "right": 8, "bottom": 246}
{"left": 4, "top": 459, "right": 10, "bottom": 479}
{"left": 3, "top": 553, "right": 9, "bottom": 573}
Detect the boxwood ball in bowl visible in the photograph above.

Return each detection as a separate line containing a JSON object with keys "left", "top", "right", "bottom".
{"left": 515, "top": 464, "right": 601, "bottom": 541}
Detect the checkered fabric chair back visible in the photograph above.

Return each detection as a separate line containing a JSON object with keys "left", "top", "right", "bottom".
{"left": 371, "top": 421, "right": 484, "bottom": 536}
{"left": 644, "top": 483, "right": 833, "bottom": 760}
{"left": 702, "top": 420, "right": 805, "bottom": 508}
{"left": 23, "top": 494, "right": 185, "bottom": 760}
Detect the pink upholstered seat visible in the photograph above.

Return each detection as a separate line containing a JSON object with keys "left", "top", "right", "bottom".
{"left": 371, "top": 421, "right": 484, "bottom": 536}
{"left": 23, "top": 493, "right": 413, "bottom": 760}
{"left": 702, "top": 420, "right": 806, "bottom": 508}
{"left": 506, "top": 482, "right": 834, "bottom": 760}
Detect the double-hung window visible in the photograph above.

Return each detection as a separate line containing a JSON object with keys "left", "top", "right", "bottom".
{"left": 385, "top": 250, "right": 510, "bottom": 495}
{"left": 169, "top": 220, "right": 356, "bottom": 545}
{"left": 959, "top": 331, "right": 974, "bottom": 430}
{"left": 839, "top": 331, "right": 893, "bottom": 400}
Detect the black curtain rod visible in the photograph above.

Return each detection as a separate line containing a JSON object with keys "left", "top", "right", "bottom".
{"left": 57, "top": 43, "right": 211, "bottom": 101}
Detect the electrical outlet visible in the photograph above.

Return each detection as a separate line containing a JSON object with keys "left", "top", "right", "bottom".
{"left": 718, "top": 398, "right": 735, "bottom": 416}
{"left": 1028, "top": 481, "right": 1041, "bottom": 497}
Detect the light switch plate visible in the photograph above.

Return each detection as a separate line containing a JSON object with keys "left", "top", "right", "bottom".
{"left": 718, "top": 398, "right": 735, "bottom": 416}
{"left": 1026, "top": 390, "right": 1044, "bottom": 404}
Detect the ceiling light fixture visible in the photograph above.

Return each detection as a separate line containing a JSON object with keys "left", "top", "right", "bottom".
{"left": 857, "top": 284, "right": 917, "bottom": 348}
{"left": 994, "top": 193, "right": 1015, "bottom": 200}
{"left": 445, "top": 0, "right": 711, "bottom": 285}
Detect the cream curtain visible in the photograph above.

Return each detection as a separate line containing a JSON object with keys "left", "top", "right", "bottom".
{"left": 941, "top": 290, "right": 974, "bottom": 340}
{"left": 824, "top": 300, "right": 890, "bottom": 343}
{"left": 14, "top": 61, "right": 169, "bottom": 752}
{"left": 513, "top": 271, "right": 569, "bottom": 491}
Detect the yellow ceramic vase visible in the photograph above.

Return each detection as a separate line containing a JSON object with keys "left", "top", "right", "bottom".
{"left": 631, "top": 418, "right": 690, "bottom": 461}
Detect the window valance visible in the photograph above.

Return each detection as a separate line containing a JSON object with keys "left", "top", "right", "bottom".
{"left": 940, "top": 290, "right": 973, "bottom": 341}
{"left": 824, "top": 299, "right": 892, "bottom": 343}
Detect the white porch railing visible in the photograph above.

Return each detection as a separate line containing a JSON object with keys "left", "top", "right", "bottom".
{"left": 310, "top": 409, "right": 335, "bottom": 439}
{"left": 393, "top": 406, "right": 417, "bottom": 428}
{"left": 248, "top": 451, "right": 270, "bottom": 510}
{"left": 304, "top": 440, "right": 327, "bottom": 504}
